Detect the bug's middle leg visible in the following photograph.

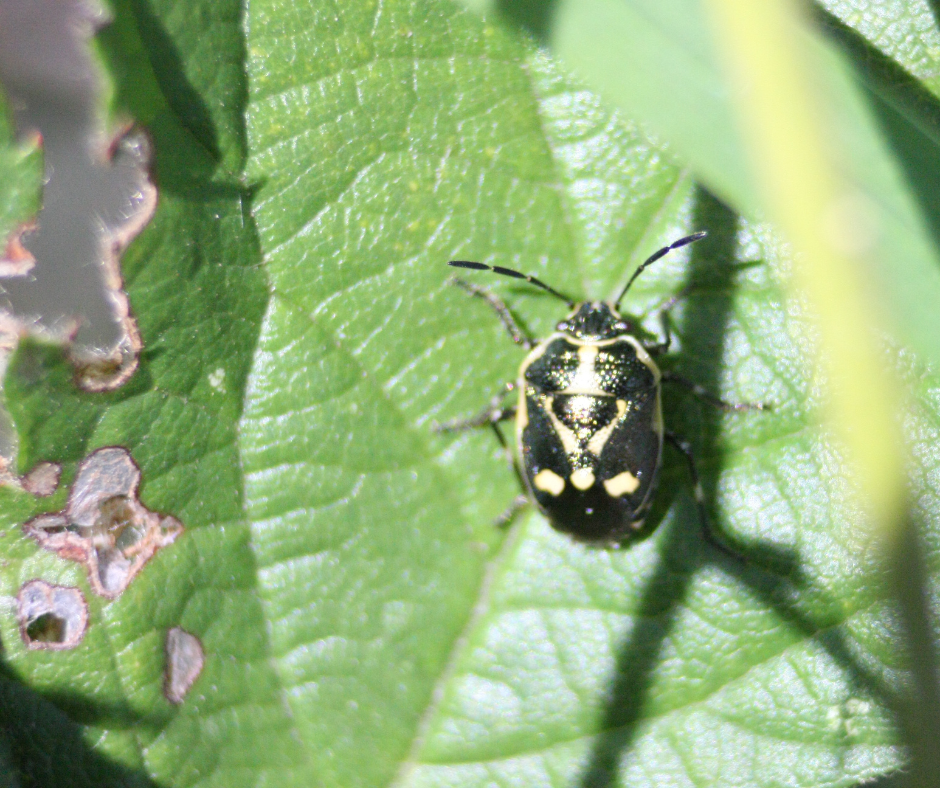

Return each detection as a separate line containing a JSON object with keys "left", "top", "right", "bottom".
{"left": 433, "top": 382, "right": 517, "bottom": 432}
{"left": 661, "top": 371, "right": 769, "bottom": 412}
{"left": 643, "top": 289, "right": 770, "bottom": 411}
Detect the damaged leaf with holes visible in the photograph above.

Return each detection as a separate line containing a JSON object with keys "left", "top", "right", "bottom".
{"left": 24, "top": 447, "right": 183, "bottom": 598}
{"left": 16, "top": 580, "right": 88, "bottom": 650}
{"left": 0, "top": 0, "right": 939, "bottom": 787}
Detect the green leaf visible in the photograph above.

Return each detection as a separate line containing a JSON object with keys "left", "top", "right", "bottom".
{"left": 541, "top": 0, "right": 940, "bottom": 380}
{"left": 0, "top": 85, "right": 43, "bottom": 458}
{"left": 1, "top": 1, "right": 937, "bottom": 787}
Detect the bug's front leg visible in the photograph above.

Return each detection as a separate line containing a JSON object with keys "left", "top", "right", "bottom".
{"left": 450, "top": 278, "right": 535, "bottom": 349}
{"left": 643, "top": 288, "right": 689, "bottom": 356}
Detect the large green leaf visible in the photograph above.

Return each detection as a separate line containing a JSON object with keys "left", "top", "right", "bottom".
{"left": 0, "top": 1, "right": 936, "bottom": 787}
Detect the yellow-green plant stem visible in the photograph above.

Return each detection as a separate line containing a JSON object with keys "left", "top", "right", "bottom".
{"left": 704, "top": 0, "right": 904, "bottom": 539}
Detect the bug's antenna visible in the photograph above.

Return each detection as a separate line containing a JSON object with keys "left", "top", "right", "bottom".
{"left": 448, "top": 260, "right": 575, "bottom": 307}
{"left": 614, "top": 231, "right": 707, "bottom": 309}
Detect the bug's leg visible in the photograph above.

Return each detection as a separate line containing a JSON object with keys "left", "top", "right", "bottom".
{"left": 643, "top": 288, "right": 688, "bottom": 355}
{"left": 487, "top": 420, "right": 532, "bottom": 528}
{"left": 433, "top": 383, "right": 517, "bottom": 433}
{"left": 664, "top": 430, "right": 745, "bottom": 562}
{"left": 434, "top": 400, "right": 529, "bottom": 528}
{"left": 661, "top": 371, "right": 769, "bottom": 411}
{"left": 434, "top": 386, "right": 530, "bottom": 529}
{"left": 494, "top": 494, "right": 530, "bottom": 528}
{"left": 434, "top": 406, "right": 516, "bottom": 432}
{"left": 451, "top": 278, "right": 535, "bottom": 349}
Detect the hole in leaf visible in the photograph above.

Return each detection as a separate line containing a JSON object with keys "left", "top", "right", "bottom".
{"left": 17, "top": 580, "right": 87, "bottom": 650}
{"left": 23, "top": 447, "right": 183, "bottom": 598}
{"left": 25, "top": 612, "right": 66, "bottom": 643}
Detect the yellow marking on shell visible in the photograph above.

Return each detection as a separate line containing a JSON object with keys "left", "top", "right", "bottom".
{"left": 533, "top": 468, "right": 565, "bottom": 496}
{"left": 579, "top": 344, "right": 598, "bottom": 364}
{"left": 563, "top": 343, "right": 606, "bottom": 396}
{"left": 570, "top": 467, "right": 596, "bottom": 490}
{"left": 517, "top": 383, "right": 528, "bottom": 430}
{"left": 587, "top": 398, "right": 627, "bottom": 456}
{"left": 544, "top": 396, "right": 580, "bottom": 455}
{"left": 565, "top": 394, "right": 594, "bottom": 421}
{"left": 621, "top": 335, "right": 661, "bottom": 382}
{"left": 518, "top": 338, "right": 551, "bottom": 378}
{"left": 604, "top": 470, "right": 641, "bottom": 497}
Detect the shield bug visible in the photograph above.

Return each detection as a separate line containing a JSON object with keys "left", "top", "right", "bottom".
{"left": 437, "top": 232, "right": 765, "bottom": 546}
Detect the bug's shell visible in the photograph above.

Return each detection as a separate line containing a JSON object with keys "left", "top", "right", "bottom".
{"left": 516, "top": 321, "right": 664, "bottom": 543}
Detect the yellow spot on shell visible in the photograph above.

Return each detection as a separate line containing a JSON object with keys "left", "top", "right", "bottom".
{"left": 604, "top": 471, "right": 640, "bottom": 497}
{"left": 533, "top": 469, "right": 565, "bottom": 496}
{"left": 570, "top": 468, "right": 595, "bottom": 490}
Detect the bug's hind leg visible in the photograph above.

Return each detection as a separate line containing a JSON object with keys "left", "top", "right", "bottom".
{"left": 486, "top": 420, "right": 531, "bottom": 529}
{"left": 661, "top": 371, "right": 770, "bottom": 412}
{"left": 664, "top": 430, "right": 746, "bottom": 562}
{"left": 434, "top": 384, "right": 529, "bottom": 529}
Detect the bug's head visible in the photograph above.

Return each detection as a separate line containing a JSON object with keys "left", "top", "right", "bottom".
{"left": 557, "top": 301, "right": 629, "bottom": 340}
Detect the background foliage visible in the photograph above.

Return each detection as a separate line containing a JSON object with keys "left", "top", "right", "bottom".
{"left": 1, "top": 0, "right": 938, "bottom": 786}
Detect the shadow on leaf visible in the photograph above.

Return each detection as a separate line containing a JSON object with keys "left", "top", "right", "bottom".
{"left": 576, "top": 187, "right": 909, "bottom": 786}
{"left": 0, "top": 658, "right": 163, "bottom": 788}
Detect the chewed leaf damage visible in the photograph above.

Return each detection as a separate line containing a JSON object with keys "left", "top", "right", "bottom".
{"left": 164, "top": 627, "right": 204, "bottom": 704}
{"left": 67, "top": 128, "right": 154, "bottom": 392}
{"left": 23, "top": 447, "right": 183, "bottom": 598}
{"left": 17, "top": 580, "right": 88, "bottom": 650}
{"left": 20, "top": 461, "right": 62, "bottom": 496}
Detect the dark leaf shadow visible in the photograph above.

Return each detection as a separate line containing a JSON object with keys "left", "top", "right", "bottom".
{"left": 0, "top": 657, "right": 164, "bottom": 788}
{"left": 928, "top": 0, "right": 940, "bottom": 31}
{"left": 124, "top": 0, "right": 222, "bottom": 165}
{"left": 814, "top": 4, "right": 940, "bottom": 260}
{"left": 890, "top": 510, "right": 940, "bottom": 786}
{"left": 480, "top": 7, "right": 939, "bottom": 781}
{"left": 577, "top": 188, "right": 911, "bottom": 786}
{"left": 494, "top": 0, "right": 559, "bottom": 41}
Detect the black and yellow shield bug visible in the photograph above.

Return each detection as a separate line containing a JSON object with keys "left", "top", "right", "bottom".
{"left": 437, "top": 232, "right": 765, "bottom": 546}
